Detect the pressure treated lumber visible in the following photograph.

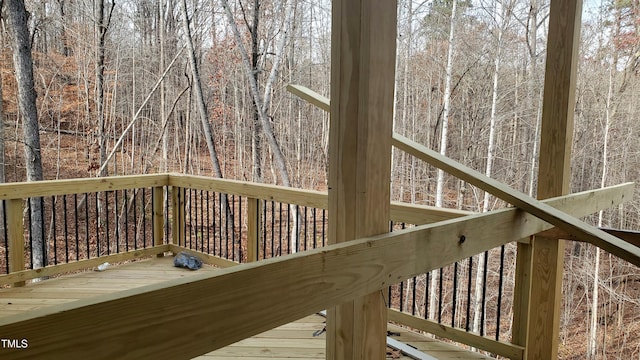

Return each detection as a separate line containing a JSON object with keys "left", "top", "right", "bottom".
{"left": 0, "top": 174, "right": 168, "bottom": 200}
{"left": 153, "top": 187, "right": 164, "bottom": 249}
{"left": 0, "top": 183, "right": 630, "bottom": 360}
{"left": 524, "top": 0, "right": 583, "bottom": 357}
{"left": 392, "top": 134, "right": 639, "bottom": 266}
{"left": 287, "top": 84, "right": 639, "bottom": 263}
{"left": 170, "top": 174, "right": 327, "bottom": 209}
{"left": 388, "top": 309, "right": 524, "bottom": 360}
{"left": 327, "top": 0, "right": 397, "bottom": 358}
{"left": 6, "top": 199, "right": 25, "bottom": 287}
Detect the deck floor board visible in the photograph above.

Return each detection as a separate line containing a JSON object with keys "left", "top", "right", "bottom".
{"left": 0, "top": 257, "right": 494, "bottom": 359}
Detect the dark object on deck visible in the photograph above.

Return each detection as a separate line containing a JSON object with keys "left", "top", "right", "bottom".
{"left": 174, "top": 252, "right": 203, "bottom": 270}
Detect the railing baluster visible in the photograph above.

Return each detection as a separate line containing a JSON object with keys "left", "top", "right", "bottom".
{"left": 238, "top": 196, "right": 243, "bottom": 262}
{"left": 84, "top": 193, "right": 89, "bottom": 259}
{"left": 142, "top": 188, "right": 147, "bottom": 248}
{"left": 74, "top": 194, "right": 79, "bottom": 261}
{"left": 206, "top": 191, "right": 210, "bottom": 255}
{"left": 496, "top": 244, "right": 506, "bottom": 341}
{"left": 452, "top": 262, "right": 458, "bottom": 327}
{"left": 95, "top": 193, "right": 100, "bottom": 257}
{"left": 466, "top": 257, "right": 473, "bottom": 331}
{"left": 64, "top": 195, "right": 69, "bottom": 263}
{"left": 247, "top": 198, "right": 260, "bottom": 263}
{"left": 3, "top": 201, "right": 9, "bottom": 275}
{"left": 114, "top": 190, "right": 119, "bottom": 254}
{"left": 52, "top": 196, "right": 57, "bottom": 265}
{"left": 270, "top": 201, "right": 275, "bottom": 258}
{"left": 124, "top": 190, "right": 129, "bottom": 252}
{"left": 480, "top": 250, "right": 489, "bottom": 336}
{"left": 133, "top": 189, "right": 138, "bottom": 250}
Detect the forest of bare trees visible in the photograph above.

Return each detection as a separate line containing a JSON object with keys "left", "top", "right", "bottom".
{"left": 1, "top": 0, "right": 639, "bottom": 358}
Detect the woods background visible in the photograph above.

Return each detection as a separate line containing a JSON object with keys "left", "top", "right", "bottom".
{"left": 0, "top": 0, "right": 639, "bottom": 358}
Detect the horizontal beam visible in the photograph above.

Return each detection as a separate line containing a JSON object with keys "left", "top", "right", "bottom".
{"left": 169, "top": 173, "right": 328, "bottom": 209}
{"left": 170, "top": 173, "right": 470, "bottom": 224}
{"left": 390, "top": 201, "right": 471, "bottom": 224}
{"left": 392, "top": 134, "right": 639, "bottom": 266}
{"left": 388, "top": 309, "right": 524, "bottom": 360}
{"left": 0, "top": 245, "right": 170, "bottom": 286}
{"left": 539, "top": 227, "right": 640, "bottom": 249}
{"left": 287, "top": 83, "right": 639, "bottom": 265}
{"left": 0, "top": 184, "right": 630, "bottom": 360}
{"left": 287, "top": 84, "right": 330, "bottom": 112}
{"left": 0, "top": 174, "right": 169, "bottom": 200}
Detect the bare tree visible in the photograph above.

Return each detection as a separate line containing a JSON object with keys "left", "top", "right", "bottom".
{"left": 95, "top": 0, "right": 115, "bottom": 176}
{"left": 430, "top": 0, "right": 458, "bottom": 320}
{"left": 180, "top": 0, "right": 224, "bottom": 178}
{"left": 5, "top": 0, "right": 45, "bottom": 268}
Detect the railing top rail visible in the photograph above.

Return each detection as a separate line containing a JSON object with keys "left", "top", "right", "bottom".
{"left": 0, "top": 174, "right": 169, "bottom": 200}
{"left": 169, "top": 173, "right": 327, "bottom": 209}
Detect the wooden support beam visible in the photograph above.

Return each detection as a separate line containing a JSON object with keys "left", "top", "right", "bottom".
{"left": 328, "top": 0, "right": 397, "bottom": 358}
{"left": 539, "top": 228, "right": 640, "bottom": 250}
{"left": 0, "top": 174, "right": 168, "bottom": 200}
{"left": 171, "top": 187, "right": 185, "bottom": 247}
{"left": 153, "top": 187, "right": 165, "bottom": 253}
{"left": 0, "top": 184, "right": 628, "bottom": 360}
{"left": 169, "top": 174, "right": 327, "bottom": 209}
{"left": 524, "top": 0, "right": 583, "bottom": 357}
{"left": 392, "top": 134, "right": 639, "bottom": 266}
{"left": 388, "top": 309, "right": 524, "bottom": 360}
{"left": 286, "top": 84, "right": 638, "bottom": 262}
{"left": 288, "top": 84, "right": 330, "bottom": 112}
{"left": 6, "top": 199, "right": 25, "bottom": 287}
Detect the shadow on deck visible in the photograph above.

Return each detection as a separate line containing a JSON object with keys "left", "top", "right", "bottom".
{"left": 0, "top": 257, "right": 492, "bottom": 360}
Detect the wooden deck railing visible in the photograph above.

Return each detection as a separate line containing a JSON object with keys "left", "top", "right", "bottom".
{"left": 0, "top": 173, "right": 635, "bottom": 359}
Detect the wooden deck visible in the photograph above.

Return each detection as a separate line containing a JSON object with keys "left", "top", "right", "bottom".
{"left": 0, "top": 257, "right": 493, "bottom": 359}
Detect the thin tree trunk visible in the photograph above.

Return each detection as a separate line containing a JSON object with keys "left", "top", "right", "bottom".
{"left": 95, "top": 0, "right": 114, "bottom": 177}
{"left": 434, "top": 0, "right": 457, "bottom": 208}
{"left": 250, "top": 0, "right": 262, "bottom": 182}
{"left": 473, "top": 0, "right": 511, "bottom": 335}
{"left": 589, "top": 58, "right": 615, "bottom": 360}
{"left": 180, "top": 0, "right": 224, "bottom": 179}
{"left": 6, "top": 0, "right": 45, "bottom": 268}
{"left": 430, "top": 0, "right": 457, "bottom": 320}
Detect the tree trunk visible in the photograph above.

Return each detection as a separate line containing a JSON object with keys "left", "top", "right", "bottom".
{"left": 180, "top": 0, "right": 224, "bottom": 179}
{"left": 6, "top": 0, "right": 46, "bottom": 268}
{"left": 473, "top": 0, "right": 512, "bottom": 335}
{"left": 430, "top": 0, "right": 457, "bottom": 320}
{"left": 249, "top": 0, "right": 262, "bottom": 182}
{"left": 95, "top": 0, "right": 114, "bottom": 177}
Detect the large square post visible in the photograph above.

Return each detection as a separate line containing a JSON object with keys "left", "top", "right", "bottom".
{"left": 327, "top": 0, "right": 397, "bottom": 358}
{"left": 517, "top": 0, "right": 583, "bottom": 358}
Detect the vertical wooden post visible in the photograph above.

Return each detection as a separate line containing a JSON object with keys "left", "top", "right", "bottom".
{"left": 522, "top": 0, "right": 582, "bottom": 358}
{"left": 171, "top": 187, "right": 185, "bottom": 248}
{"left": 153, "top": 187, "right": 165, "bottom": 255}
{"left": 246, "top": 198, "right": 260, "bottom": 262}
{"left": 7, "top": 199, "right": 25, "bottom": 287}
{"left": 327, "top": 0, "right": 397, "bottom": 358}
